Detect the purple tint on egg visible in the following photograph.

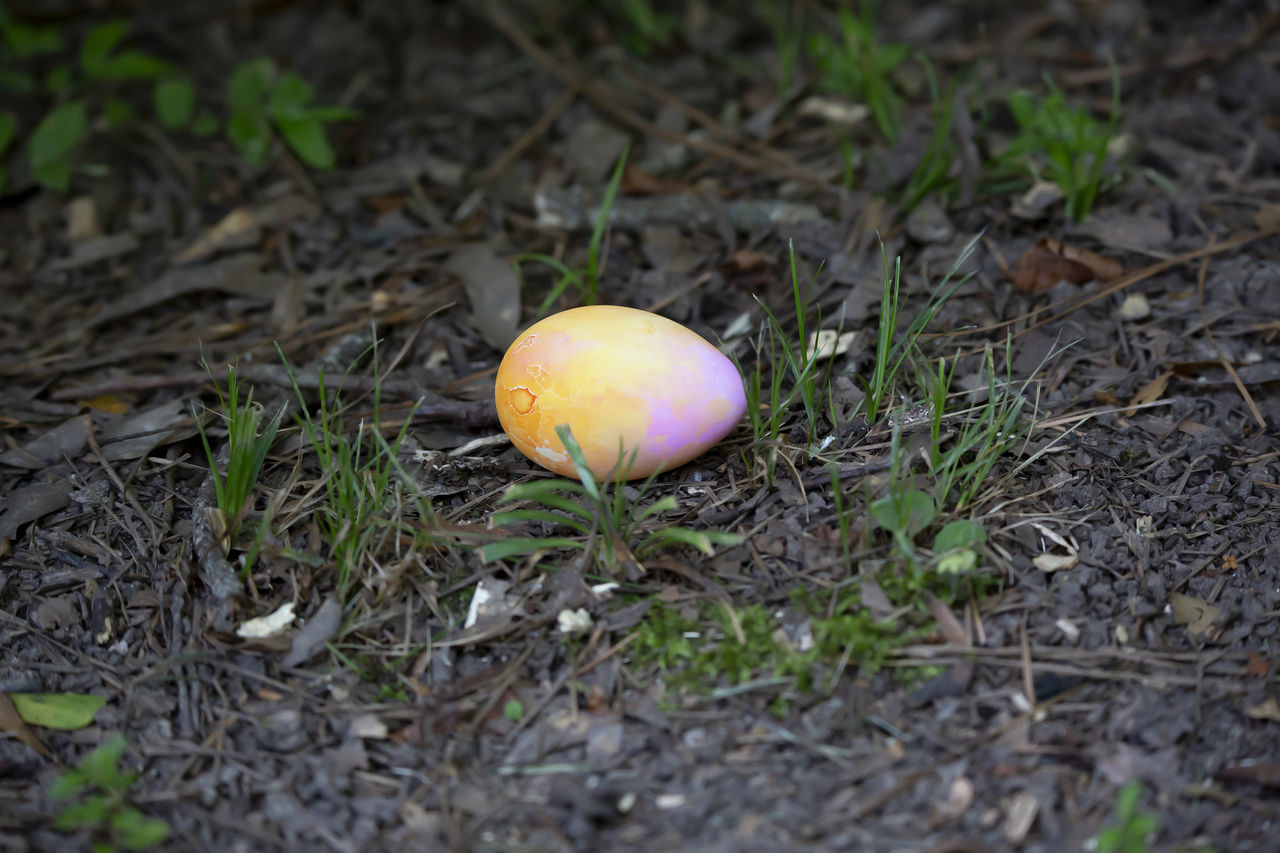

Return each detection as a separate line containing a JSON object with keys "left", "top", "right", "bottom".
{"left": 641, "top": 339, "right": 746, "bottom": 465}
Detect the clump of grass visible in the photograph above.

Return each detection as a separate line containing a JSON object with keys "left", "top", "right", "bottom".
{"left": 514, "top": 144, "right": 628, "bottom": 315}
{"left": 992, "top": 68, "right": 1121, "bottom": 222}
{"left": 863, "top": 233, "right": 979, "bottom": 423}
{"left": 482, "top": 424, "right": 742, "bottom": 570}
{"left": 193, "top": 361, "right": 286, "bottom": 544}
{"left": 807, "top": 3, "right": 910, "bottom": 144}
{"left": 278, "top": 338, "right": 417, "bottom": 600}
{"left": 924, "top": 340, "right": 1038, "bottom": 511}
{"left": 898, "top": 56, "right": 958, "bottom": 214}
{"left": 735, "top": 239, "right": 840, "bottom": 483}
{"left": 631, "top": 589, "right": 908, "bottom": 710}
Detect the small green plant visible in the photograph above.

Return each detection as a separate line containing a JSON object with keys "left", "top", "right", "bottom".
{"left": 993, "top": 69, "right": 1121, "bottom": 222}
{"left": 869, "top": 422, "right": 936, "bottom": 570}
{"left": 601, "top": 0, "right": 678, "bottom": 56}
{"left": 225, "top": 58, "right": 357, "bottom": 169}
{"left": 1093, "top": 781, "right": 1159, "bottom": 853}
{"left": 925, "top": 341, "right": 1040, "bottom": 511}
{"left": 193, "top": 361, "right": 286, "bottom": 544}
{"left": 807, "top": 3, "right": 910, "bottom": 144}
{"left": 279, "top": 340, "right": 417, "bottom": 599}
{"left": 756, "top": 0, "right": 804, "bottom": 90}
{"left": 482, "top": 424, "right": 742, "bottom": 569}
{"left": 932, "top": 517, "right": 986, "bottom": 574}
{"left": 734, "top": 240, "right": 838, "bottom": 483}
{"left": 863, "top": 234, "right": 978, "bottom": 423}
{"left": 514, "top": 144, "right": 628, "bottom": 314}
{"left": 632, "top": 591, "right": 905, "bottom": 703}
{"left": 0, "top": 9, "right": 354, "bottom": 191}
{"left": 899, "top": 57, "right": 958, "bottom": 214}
{"left": 0, "top": 12, "right": 196, "bottom": 189}
{"left": 50, "top": 734, "right": 169, "bottom": 853}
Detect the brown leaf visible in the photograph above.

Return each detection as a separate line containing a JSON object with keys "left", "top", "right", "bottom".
{"left": 1013, "top": 237, "right": 1124, "bottom": 293}
{"left": 1219, "top": 759, "right": 1280, "bottom": 788}
{"left": 924, "top": 592, "right": 969, "bottom": 647}
{"left": 1169, "top": 593, "right": 1221, "bottom": 637}
{"left": 725, "top": 249, "right": 778, "bottom": 272}
{"left": 1246, "top": 652, "right": 1270, "bottom": 678}
{"left": 0, "top": 691, "right": 51, "bottom": 758}
{"left": 1244, "top": 696, "right": 1280, "bottom": 723}
{"left": 1125, "top": 370, "right": 1174, "bottom": 416}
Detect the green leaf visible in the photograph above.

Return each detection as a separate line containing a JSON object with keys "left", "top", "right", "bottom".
{"left": 0, "top": 69, "right": 36, "bottom": 93}
{"left": 120, "top": 813, "right": 169, "bottom": 849}
{"left": 80, "top": 734, "right": 128, "bottom": 785}
{"left": 267, "top": 72, "right": 314, "bottom": 120}
{"left": 499, "top": 479, "right": 590, "bottom": 503}
{"left": 102, "top": 51, "right": 170, "bottom": 80}
{"left": 103, "top": 97, "right": 132, "bottom": 128}
{"left": 30, "top": 101, "right": 86, "bottom": 166}
{"left": 228, "top": 109, "right": 272, "bottom": 165}
{"left": 32, "top": 157, "right": 71, "bottom": 190}
{"left": 80, "top": 20, "right": 129, "bottom": 78}
{"left": 303, "top": 105, "right": 359, "bottom": 122}
{"left": 933, "top": 519, "right": 986, "bottom": 553}
{"left": 45, "top": 65, "right": 72, "bottom": 95}
{"left": 227, "top": 58, "right": 274, "bottom": 111}
{"left": 0, "top": 112, "right": 17, "bottom": 155}
{"left": 48, "top": 769, "right": 90, "bottom": 801}
{"left": 642, "top": 526, "right": 742, "bottom": 556}
{"left": 10, "top": 692, "right": 106, "bottom": 729}
{"left": 503, "top": 699, "right": 524, "bottom": 721}
{"left": 480, "top": 537, "right": 582, "bottom": 562}
{"left": 489, "top": 508, "right": 591, "bottom": 534}
{"left": 192, "top": 109, "right": 219, "bottom": 136}
{"left": 4, "top": 22, "right": 63, "bottom": 58}
{"left": 55, "top": 795, "right": 110, "bottom": 830}
{"left": 554, "top": 424, "right": 600, "bottom": 499}
{"left": 935, "top": 548, "right": 977, "bottom": 574}
{"left": 153, "top": 77, "right": 195, "bottom": 129}
{"left": 275, "top": 116, "right": 334, "bottom": 168}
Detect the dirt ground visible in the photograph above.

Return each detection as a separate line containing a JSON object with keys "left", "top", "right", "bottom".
{"left": 2, "top": 1, "right": 1280, "bottom": 851}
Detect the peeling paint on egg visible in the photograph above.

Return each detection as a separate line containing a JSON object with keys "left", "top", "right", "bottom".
{"left": 495, "top": 305, "right": 747, "bottom": 480}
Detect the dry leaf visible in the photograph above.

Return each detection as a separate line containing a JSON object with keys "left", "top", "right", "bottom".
{"left": 1013, "top": 237, "right": 1123, "bottom": 293}
{"left": 925, "top": 591, "right": 969, "bottom": 647}
{"left": 807, "top": 329, "right": 857, "bottom": 361}
{"left": 1125, "top": 370, "right": 1173, "bottom": 416}
{"left": 1245, "top": 652, "right": 1269, "bottom": 678}
{"left": 1033, "top": 551, "right": 1078, "bottom": 572}
{"left": 174, "top": 195, "right": 317, "bottom": 264}
{"left": 282, "top": 597, "right": 343, "bottom": 668}
{"left": 725, "top": 249, "right": 777, "bottom": 272}
{"left": 1169, "top": 593, "right": 1221, "bottom": 637}
{"left": 1244, "top": 696, "right": 1280, "bottom": 723}
{"left": 1117, "top": 293, "right": 1151, "bottom": 321}
{"left": 0, "top": 691, "right": 51, "bottom": 758}
{"left": 1003, "top": 790, "right": 1040, "bottom": 843}
{"left": 445, "top": 244, "right": 522, "bottom": 351}
{"left": 237, "top": 602, "right": 297, "bottom": 639}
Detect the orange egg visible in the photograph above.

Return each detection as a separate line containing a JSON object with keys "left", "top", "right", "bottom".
{"left": 495, "top": 306, "right": 746, "bottom": 480}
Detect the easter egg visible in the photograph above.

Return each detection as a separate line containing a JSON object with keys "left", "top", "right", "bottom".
{"left": 495, "top": 305, "right": 746, "bottom": 481}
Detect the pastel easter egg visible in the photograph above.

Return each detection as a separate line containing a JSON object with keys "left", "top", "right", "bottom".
{"left": 495, "top": 305, "right": 746, "bottom": 481}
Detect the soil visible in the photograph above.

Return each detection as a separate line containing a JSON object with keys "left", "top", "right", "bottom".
{"left": 2, "top": 2, "right": 1280, "bottom": 851}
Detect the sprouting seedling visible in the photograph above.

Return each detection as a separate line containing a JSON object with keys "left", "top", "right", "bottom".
{"left": 482, "top": 424, "right": 741, "bottom": 569}
{"left": 50, "top": 734, "right": 169, "bottom": 852}
{"left": 192, "top": 360, "right": 286, "bottom": 545}
{"left": 863, "top": 233, "right": 979, "bottom": 423}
